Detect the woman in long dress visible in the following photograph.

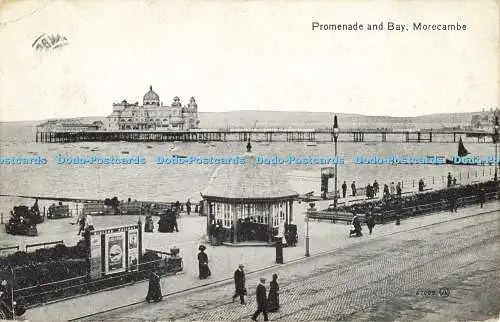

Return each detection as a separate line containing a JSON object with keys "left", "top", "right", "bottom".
{"left": 146, "top": 271, "right": 162, "bottom": 302}
{"left": 268, "top": 274, "right": 279, "bottom": 312}
{"left": 198, "top": 245, "right": 211, "bottom": 279}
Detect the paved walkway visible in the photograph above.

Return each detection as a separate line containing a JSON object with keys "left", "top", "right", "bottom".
{"left": 83, "top": 207, "right": 500, "bottom": 321}
{"left": 22, "top": 200, "right": 499, "bottom": 321}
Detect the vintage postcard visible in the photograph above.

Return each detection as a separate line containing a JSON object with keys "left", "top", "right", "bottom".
{"left": 0, "top": 1, "right": 498, "bottom": 321}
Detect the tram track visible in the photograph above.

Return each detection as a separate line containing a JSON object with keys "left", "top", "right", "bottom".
{"left": 71, "top": 207, "right": 499, "bottom": 321}
{"left": 178, "top": 215, "right": 499, "bottom": 321}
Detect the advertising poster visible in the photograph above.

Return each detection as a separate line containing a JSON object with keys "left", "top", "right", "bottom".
{"left": 105, "top": 232, "right": 126, "bottom": 274}
{"left": 89, "top": 233, "right": 102, "bottom": 280}
{"left": 127, "top": 229, "right": 139, "bottom": 271}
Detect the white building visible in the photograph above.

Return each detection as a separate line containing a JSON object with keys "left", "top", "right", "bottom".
{"left": 37, "top": 119, "right": 103, "bottom": 132}
{"left": 106, "top": 86, "right": 200, "bottom": 131}
{"left": 471, "top": 108, "right": 499, "bottom": 131}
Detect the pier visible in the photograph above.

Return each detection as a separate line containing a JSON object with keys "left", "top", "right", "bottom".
{"left": 36, "top": 128, "right": 495, "bottom": 143}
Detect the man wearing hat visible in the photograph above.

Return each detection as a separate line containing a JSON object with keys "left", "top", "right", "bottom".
{"left": 251, "top": 277, "right": 268, "bottom": 321}
{"left": 232, "top": 264, "right": 246, "bottom": 304}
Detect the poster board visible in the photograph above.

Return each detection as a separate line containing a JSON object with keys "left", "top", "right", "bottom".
{"left": 88, "top": 224, "right": 141, "bottom": 279}
{"left": 89, "top": 234, "right": 102, "bottom": 279}
{"left": 321, "top": 167, "right": 336, "bottom": 178}
{"left": 105, "top": 231, "right": 126, "bottom": 274}
{"left": 127, "top": 229, "right": 139, "bottom": 271}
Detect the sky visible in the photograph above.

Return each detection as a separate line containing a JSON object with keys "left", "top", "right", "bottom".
{"left": 0, "top": 0, "right": 498, "bottom": 122}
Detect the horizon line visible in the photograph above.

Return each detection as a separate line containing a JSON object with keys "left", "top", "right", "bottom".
{"left": 0, "top": 109, "right": 494, "bottom": 124}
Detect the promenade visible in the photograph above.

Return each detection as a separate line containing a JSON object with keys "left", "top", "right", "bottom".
{"left": 84, "top": 207, "right": 500, "bottom": 321}
{"left": 22, "top": 200, "right": 499, "bottom": 321}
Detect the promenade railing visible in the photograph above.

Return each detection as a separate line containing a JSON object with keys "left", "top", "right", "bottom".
{"left": 11, "top": 254, "right": 180, "bottom": 308}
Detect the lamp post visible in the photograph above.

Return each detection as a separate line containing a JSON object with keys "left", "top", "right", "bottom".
{"left": 495, "top": 115, "right": 499, "bottom": 181}
{"left": 305, "top": 202, "right": 315, "bottom": 257}
{"left": 333, "top": 115, "right": 339, "bottom": 208}
{"left": 305, "top": 211, "right": 310, "bottom": 257}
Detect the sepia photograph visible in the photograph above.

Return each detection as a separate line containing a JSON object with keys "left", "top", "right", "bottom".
{"left": 0, "top": 1, "right": 498, "bottom": 321}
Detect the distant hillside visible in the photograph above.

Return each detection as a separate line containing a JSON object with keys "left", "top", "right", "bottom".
{"left": 1, "top": 111, "right": 481, "bottom": 130}
{"left": 197, "top": 111, "right": 477, "bottom": 130}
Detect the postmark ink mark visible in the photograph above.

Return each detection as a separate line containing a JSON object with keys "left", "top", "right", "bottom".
{"left": 32, "top": 33, "right": 68, "bottom": 52}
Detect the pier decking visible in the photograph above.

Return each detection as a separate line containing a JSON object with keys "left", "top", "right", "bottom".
{"left": 36, "top": 129, "right": 495, "bottom": 143}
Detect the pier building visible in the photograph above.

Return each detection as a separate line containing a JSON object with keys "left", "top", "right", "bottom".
{"left": 36, "top": 119, "right": 103, "bottom": 132}
{"left": 105, "top": 86, "right": 200, "bottom": 131}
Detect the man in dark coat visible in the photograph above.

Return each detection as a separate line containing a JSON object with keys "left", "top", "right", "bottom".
{"left": 447, "top": 172, "right": 452, "bottom": 187}
{"left": 351, "top": 181, "right": 357, "bottom": 196}
{"left": 342, "top": 181, "right": 347, "bottom": 198}
{"left": 232, "top": 264, "right": 246, "bottom": 304}
{"left": 396, "top": 182, "right": 402, "bottom": 197}
{"left": 479, "top": 188, "right": 486, "bottom": 208}
{"left": 449, "top": 189, "right": 457, "bottom": 213}
{"left": 366, "top": 213, "right": 375, "bottom": 234}
{"left": 251, "top": 278, "right": 268, "bottom": 321}
{"left": 186, "top": 199, "right": 191, "bottom": 215}
{"left": 373, "top": 180, "right": 379, "bottom": 195}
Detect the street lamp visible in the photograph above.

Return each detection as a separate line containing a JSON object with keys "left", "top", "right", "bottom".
{"left": 494, "top": 115, "right": 499, "bottom": 181}
{"left": 305, "top": 210, "right": 310, "bottom": 257}
{"left": 333, "top": 115, "right": 339, "bottom": 208}
{"left": 305, "top": 203, "right": 315, "bottom": 257}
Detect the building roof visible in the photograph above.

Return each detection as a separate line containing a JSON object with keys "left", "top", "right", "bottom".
{"left": 201, "top": 152, "right": 298, "bottom": 201}
{"left": 143, "top": 86, "right": 160, "bottom": 102}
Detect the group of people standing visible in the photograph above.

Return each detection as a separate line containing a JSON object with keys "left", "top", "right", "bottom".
{"left": 349, "top": 212, "right": 376, "bottom": 237}
{"left": 232, "top": 264, "right": 280, "bottom": 321}
{"left": 145, "top": 246, "right": 280, "bottom": 321}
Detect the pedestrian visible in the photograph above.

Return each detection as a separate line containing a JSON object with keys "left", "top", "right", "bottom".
{"left": 384, "top": 184, "right": 389, "bottom": 197}
{"left": 418, "top": 179, "right": 425, "bottom": 192}
{"left": 479, "top": 188, "right": 486, "bottom": 208}
{"left": 172, "top": 210, "right": 179, "bottom": 232}
{"left": 175, "top": 200, "right": 180, "bottom": 213}
{"left": 342, "top": 181, "right": 347, "bottom": 198}
{"left": 145, "top": 271, "right": 162, "bottom": 303}
{"left": 365, "top": 213, "right": 375, "bottom": 235}
{"left": 186, "top": 199, "right": 191, "bottom": 215}
{"left": 449, "top": 189, "right": 457, "bottom": 213}
{"left": 267, "top": 274, "right": 279, "bottom": 312}
{"left": 373, "top": 180, "right": 379, "bottom": 195}
{"left": 351, "top": 181, "right": 356, "bottom": 197}
{"left": 350, "top": 213, "right": 363, "bottom": 237}
{"left": 76, "top": 213, "right": 86, "bottom": 236}
{"left": 251, "top": 277, "right": 268, "bottom": 321}
{"left": 232, "top": 264, "right": 246, "bottom": 304}
{"left": 197, "top": 245, "right": 211, "bottom": 279}
{"left": 396, "top": 182, "right": 402, "bottom": 197}
{"left": 390, "top": 182, "right": 395, "bottom": 196}
{"left": 453, "top": 177, "right": 457, "bottom": 185}
{"left": 447, "top": 172, "right": 452, "bottom": 187}
{"left": 366, "top": 184, "right": 371, "bottom": 199}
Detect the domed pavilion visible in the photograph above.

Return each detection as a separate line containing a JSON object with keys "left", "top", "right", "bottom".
{"left": 201, "top": 144, "right": 299, "bottom": 244}
{"left": 143, "top": 86, "right": 160, "bottom": 106}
